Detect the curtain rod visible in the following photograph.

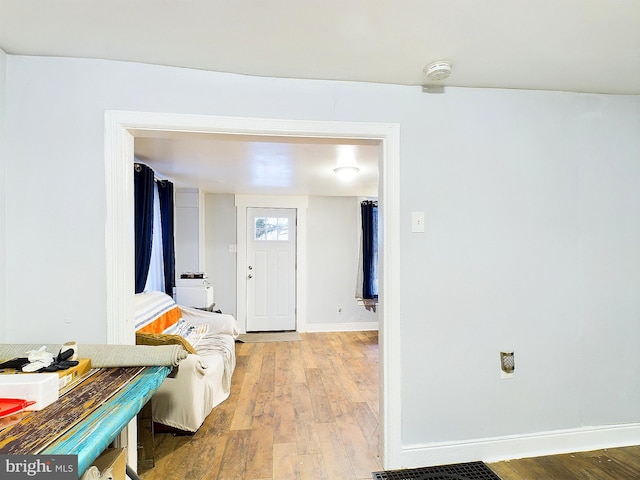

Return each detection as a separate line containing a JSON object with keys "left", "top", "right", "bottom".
{"left": 134, "top": 162, "right": 169, "bottom": 185}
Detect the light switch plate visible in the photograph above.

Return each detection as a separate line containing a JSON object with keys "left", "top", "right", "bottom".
{"left": 411, "top": 211, "right": 425, "bottom": 233}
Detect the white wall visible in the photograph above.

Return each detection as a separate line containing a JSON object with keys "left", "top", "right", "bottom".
{"left": 307, "top": 196, "right": 378, "bottom": 329}
{"left": 0, "top": 48, "right": 6, "bottom": 342}
{"left": 3, "top": 55, "right": 640, "bottom": 462}
{"left": 174, "top": 188, "right": 203, "bottom": 275}
{"left": 202, "top": 194, "right": 378, "bottom": 328}
{"left": 204, "top": 193, "right": 237, "bottom": 315}
{"left": 399, "top": 92, "right": 640, "bottom": 449}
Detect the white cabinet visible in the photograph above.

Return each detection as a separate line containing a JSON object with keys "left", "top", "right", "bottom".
{"left": 175, "top": 285, "right": 214, "bottom": 309}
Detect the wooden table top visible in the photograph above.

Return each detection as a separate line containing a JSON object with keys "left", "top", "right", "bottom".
{"left": 0, "top": 365, "right": 170, "bottom": 476}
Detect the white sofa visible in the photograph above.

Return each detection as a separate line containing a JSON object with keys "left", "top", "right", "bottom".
{"left": 134, "top": 291, "right": 238, "bottom": 432}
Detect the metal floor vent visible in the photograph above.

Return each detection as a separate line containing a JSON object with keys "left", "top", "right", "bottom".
{"left": 372, "top": 461, "right": 501, "bottom": 480}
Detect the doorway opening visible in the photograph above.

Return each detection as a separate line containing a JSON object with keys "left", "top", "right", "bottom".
{"left": 104, "top": 111, "right": 402, "bottom": 468}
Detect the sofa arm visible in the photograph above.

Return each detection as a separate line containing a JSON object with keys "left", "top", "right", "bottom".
{"left": 179, "top": 306, "right": 239, "bottom": 338}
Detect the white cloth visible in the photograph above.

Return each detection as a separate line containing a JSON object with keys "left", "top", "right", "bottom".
{"left": 151, "top": 334, "right": 236, "bottom": 432}
{"left": 193, "top": 334, "right": 236, "bottom": 393}
{"left": 178, "top": 306, "right": 239, "bottom": 337}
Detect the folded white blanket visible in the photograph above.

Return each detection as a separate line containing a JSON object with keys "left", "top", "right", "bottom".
{"left": 194, "top": 334, "right": 236, "bottom": 393}
{"left": 179, "top": 306, "right": 239, "bottom": 337}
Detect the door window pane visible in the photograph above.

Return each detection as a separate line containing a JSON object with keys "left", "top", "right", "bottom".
{"left": 255, "top": 217, "right": 289, "bottom": 241}
{"left": 277, "top": 217, "right": 289, "bottom": 240}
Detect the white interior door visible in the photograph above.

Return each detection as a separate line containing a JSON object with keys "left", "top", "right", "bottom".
{"left": 246, "top": 207, "right": 297, "bottom": 332}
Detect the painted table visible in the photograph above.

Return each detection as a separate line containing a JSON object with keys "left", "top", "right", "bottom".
{"left": 0, "top": 365, "right": 171, "bottom": 476}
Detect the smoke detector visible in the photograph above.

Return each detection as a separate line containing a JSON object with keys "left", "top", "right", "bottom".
{"left": 424, "top": 61, "right": 452, "bottom": 81}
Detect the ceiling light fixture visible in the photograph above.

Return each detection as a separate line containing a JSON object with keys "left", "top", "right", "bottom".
{"left": 424, "top": 60, "right": 452, "bottom": 81}
{"left": 333, "top": 166, "right": 360, "bottom": 181}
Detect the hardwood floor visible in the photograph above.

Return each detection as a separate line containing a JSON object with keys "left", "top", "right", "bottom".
{"left": 488, "top": 446, "right": 640, "bottom": 479}
{"left": 139, "top": 331, "right": 381, "bottom": 480}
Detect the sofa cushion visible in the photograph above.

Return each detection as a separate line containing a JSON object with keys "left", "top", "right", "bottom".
{"left": 135, "top": 291, "right": 182, "bottom": 334}
{"left": 164, "top": 320, "right": 209, "bottom": 350}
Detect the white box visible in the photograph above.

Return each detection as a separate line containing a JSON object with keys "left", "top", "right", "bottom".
{"left": 175, "top": 285, "right": 214, "bottom": 308}
{"left": 175, "top": 277, "right": 210, "bottom": 287}
{"left": 0, "top": 373, "right": 59, "bottom": 410}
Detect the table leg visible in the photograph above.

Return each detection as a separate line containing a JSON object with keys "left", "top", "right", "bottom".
{"left": 137, "top": 400, "right": 155, "bottom": 470}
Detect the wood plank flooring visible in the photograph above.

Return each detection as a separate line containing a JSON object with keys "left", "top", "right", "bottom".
{"left": 139, "top": 331, "right": 381, "bottom": 480}
{"left": 489, "top": 446, "right": 640, "bottom": 479}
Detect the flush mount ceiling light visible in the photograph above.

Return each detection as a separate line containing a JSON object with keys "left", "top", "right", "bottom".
{"left": 333, "top": 165, "right": 360, "bottom": 181}
{"left": 424, "top": 60, "right": 452, "bottom": 81}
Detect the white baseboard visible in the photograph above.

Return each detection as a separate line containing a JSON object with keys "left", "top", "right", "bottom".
{"left": 400, "top": 423, "right": 640, "bottom": 469}
{"left": 300, "top": 322, "right": 379, "bottom": 333}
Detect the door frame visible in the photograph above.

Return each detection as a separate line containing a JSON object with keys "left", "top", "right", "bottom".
{"left": 236, "top": 195, "right": 308, "bottom": 334}
{"left": 104, "top": 110, "right": 402, "bottom": 469}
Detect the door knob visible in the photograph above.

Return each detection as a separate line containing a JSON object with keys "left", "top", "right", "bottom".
{"left": 248, "top": 274, "right": 253, "bottom": 279}
{"left": 248, "top": 266, "right": 253, "bottom": 270}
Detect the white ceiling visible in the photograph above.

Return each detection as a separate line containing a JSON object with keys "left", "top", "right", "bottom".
{"left": 2, "top": 0, "right": 638, "bottom": 195}
{"left": 134, "top": 132, "right": 380, "bottom": 197}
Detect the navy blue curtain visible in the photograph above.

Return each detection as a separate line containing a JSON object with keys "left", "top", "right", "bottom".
{"left": 157, "top": 180, "right": 175, "bottom": 296}
{"left": 361, "top": 200, "right": 379, "bottom": 299}
{"left": 134, "top": 163, "right": 155, "bottom": 293}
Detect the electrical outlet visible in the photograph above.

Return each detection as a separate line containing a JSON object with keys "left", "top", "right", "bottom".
{"left": 500, "top": 351, "right": 515, "bottom": 379}
{"left": 337, "top": 305, "right": 343, "bottom": 314}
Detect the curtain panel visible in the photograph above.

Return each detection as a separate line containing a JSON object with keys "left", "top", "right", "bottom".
{"left": 134, "top": 163, "right": 155, "bottom": 293}
{"left": 361, "top": 200, "right": 379, "bottom": 300}
{"left": 157, "top": 179, "right": 176, "bottom": 296}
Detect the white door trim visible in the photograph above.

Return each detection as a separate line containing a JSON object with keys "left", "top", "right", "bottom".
{"left": 103, "top": 110, "right": 402, "bottom": 469}
{"left": 235, "top": 195, "right": 308, "bottom": 334}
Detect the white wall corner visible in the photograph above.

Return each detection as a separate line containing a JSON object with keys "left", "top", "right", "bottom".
{"left": 0, "top": 48, "right": 6, "bottom": 343}
{"left": 104, "top": 111, "right": 136, "bottom": 345}
{"left": 198, "top": 189, "right": 206, "bottom": 272}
